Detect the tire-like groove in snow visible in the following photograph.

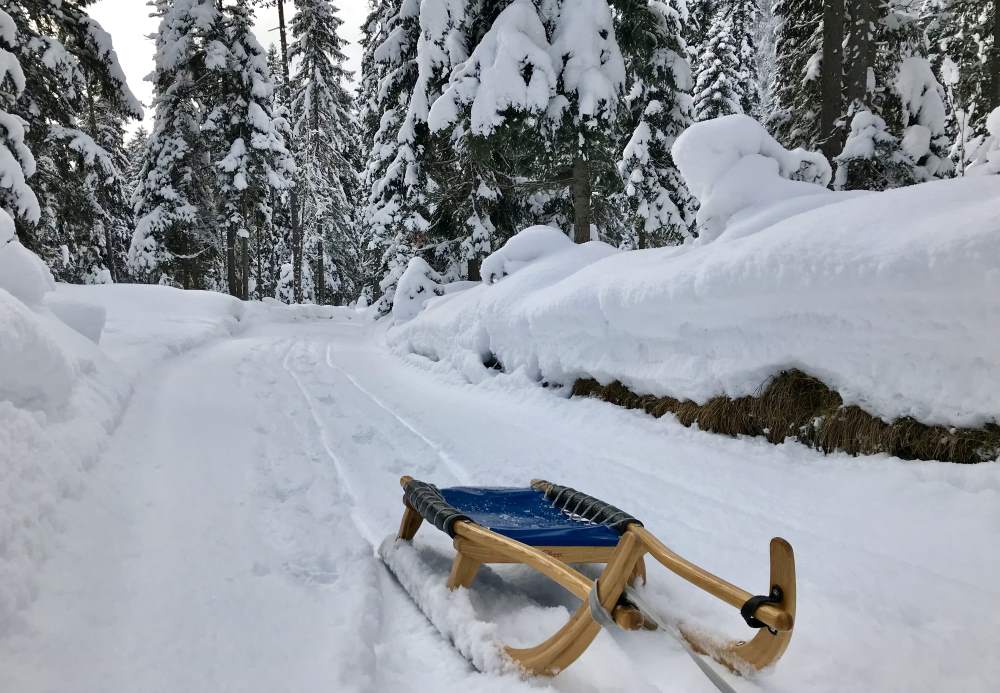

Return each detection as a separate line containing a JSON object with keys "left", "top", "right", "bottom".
{"left": 325, "top": 342, "right": 473, "bottom": 485}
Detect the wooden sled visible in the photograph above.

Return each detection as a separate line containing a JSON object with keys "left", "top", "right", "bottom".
{"left": 395, "top": 476, "right": 796, "bottom": 677}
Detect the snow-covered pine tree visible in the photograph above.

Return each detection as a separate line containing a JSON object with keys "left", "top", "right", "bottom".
{"left": 0, "top": 7, "right": 40, "bottom": 232}
{"left": 289, "top": 0, "right": 356, "bottom": 305}
{"left": 893, "top": 54, "right": 952, "bottom": 181}
{"left": 264, "top": 43, "right": 294, "bottom": 300}
{"left": 428, "top": 0, "right": 556, "bottom": 277}
{"left": 770, "top": 0, "right": 824, "bottom": 148}
{"left": 204, "top": 0, "right": 296, "bottom": 300}
{"left": 834, "top": 108, "right": 916, "bottom": 189}
{"left": 616, "top": 0, "right": 696, "bottom": 247}
{"left": 5, "top": 1, "right": 142, "bottom": 282}
{"left": 0, "top": 10, "right": 37, "bottom": 218}
{"left": 542, "top": 0, "right": 627, "bottom": 243}
{"left": 926, "top": 0, "right": 998, "bottom": 173}
{"left": 132, "top": 0, "right": 220, "bottom": 288}
{"left": 361, "top": 0, "right": 422, "bottom": 312}
{"left": 693, "top": 1, "right": 759, "bottom": 121}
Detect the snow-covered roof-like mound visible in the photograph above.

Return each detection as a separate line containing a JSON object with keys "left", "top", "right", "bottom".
{"left": 390, "top": 175, "right": 1000, "bottom": 428}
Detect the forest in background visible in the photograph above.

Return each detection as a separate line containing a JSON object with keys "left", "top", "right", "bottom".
{"left": 1, "top": 0, "right": 998, "bottom": 311}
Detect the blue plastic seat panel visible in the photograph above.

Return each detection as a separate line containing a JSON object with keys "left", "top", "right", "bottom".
{"left": 439, "top": 486, "right": 622, "bottom": 547}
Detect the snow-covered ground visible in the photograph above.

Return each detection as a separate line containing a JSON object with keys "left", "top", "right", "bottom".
{"left": 1, "top": 285, "right": 998, "bottom": 693}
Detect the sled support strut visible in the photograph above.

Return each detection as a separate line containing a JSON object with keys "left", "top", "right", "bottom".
{"left": 395, "top": 475, "right": 796, "bottom": 676}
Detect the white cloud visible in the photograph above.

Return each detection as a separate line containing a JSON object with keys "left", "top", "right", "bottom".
{"left": 87, "top": 0, "right": 366, "bottom": 132}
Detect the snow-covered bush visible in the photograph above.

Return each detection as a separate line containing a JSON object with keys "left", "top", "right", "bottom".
{"left": 834, "top": 110, "right": 915, "bottom": 190}
{"left": 671, "top": 114, "right": 832, "bottom": 240}
{"left": 966, "top": 107, "right": 1000, "bottom": 176}
{"left": 391, "top": 257, "right": 445, "bottom": 323}
{"left": 894, "top": 56, "right": 952, "bottom": 181}
{"left": 480, "top": 225, "right": 571, "bottom": 284}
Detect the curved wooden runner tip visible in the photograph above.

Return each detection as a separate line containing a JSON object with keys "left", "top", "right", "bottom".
{"left": 718, "top": 537, "right": 797, "bottom": 672}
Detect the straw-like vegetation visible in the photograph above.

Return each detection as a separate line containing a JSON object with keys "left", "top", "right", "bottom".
{"left": 571, "top": 370, "right": 1000, "bottom": 464}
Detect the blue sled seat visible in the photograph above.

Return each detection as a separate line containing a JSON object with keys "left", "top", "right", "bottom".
{"left": 440, "top": 486, "right": 622, "bottom": 547}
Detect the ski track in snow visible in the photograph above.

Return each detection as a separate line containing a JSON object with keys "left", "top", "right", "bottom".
{"left": 0, "top": 314, "right": 998, "bottom": 693}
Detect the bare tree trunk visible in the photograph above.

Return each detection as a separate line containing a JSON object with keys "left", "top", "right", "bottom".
{"left": 571, "top": 155, "right": 592, "bottom": 244}
{"left": 226, "top": 227, "right": 238, "bottom": 297}
{"left": 317, "top": 241, "right": 325, "bottom": 305}
{"left": 240, "top": 234, "right": 249, "bottom": 300}
{"left": 820, "top": 0, "right": 845, "bottom": 159}
{"left": 276, "top": 0, "right": 304, "bottom": 303}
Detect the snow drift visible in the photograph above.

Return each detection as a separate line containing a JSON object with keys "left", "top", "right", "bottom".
{"left": 0, "top": 234, "right": 244, "bottom": 634}
{"left": 389, "top": 119, "right": 1000, "bottom": 430}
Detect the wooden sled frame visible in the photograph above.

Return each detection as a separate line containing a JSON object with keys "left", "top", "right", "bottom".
{"left": 395, "top": 476, "right": 796, "bottom": 676}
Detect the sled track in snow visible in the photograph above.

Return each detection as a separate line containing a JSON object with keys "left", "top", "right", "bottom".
{"left": 324, "top": 343, "right": 473, "bottom": 485}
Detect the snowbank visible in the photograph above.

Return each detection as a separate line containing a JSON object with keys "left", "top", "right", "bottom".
{"left": 389, "top": 175, "right": 1000, "bottom": 429}
{"left": 0, "top": 254, "right": 244, "bottom": 635}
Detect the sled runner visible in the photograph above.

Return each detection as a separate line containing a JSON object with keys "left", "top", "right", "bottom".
{"left": 393, "top": 475, "right": 796, "bottom": 677}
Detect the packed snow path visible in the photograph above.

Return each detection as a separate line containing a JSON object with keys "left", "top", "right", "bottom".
{"left": 2, "top": 313, "right": 998, "bottom": 693}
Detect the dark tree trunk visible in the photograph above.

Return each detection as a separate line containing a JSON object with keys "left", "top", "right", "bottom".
{"left": 571, "top": 154, "right": 592, "bottom": 244}
{"left": 240, "top": 234, "right": 249, "bottom": 300}
{"left": 317, "top": 241, "right": 325, "bottom": 304}
{"left": 226, "top": 227, "right": 238, "bottom": 297}
{"left": 467, "top": 257, "right": 482, "bottom": 282}
{"left": 845, "top": 0, "right": 874, "bottom": 111}
{"left": 277, "top": 0, "right": 304, "bottom": 304}
{"left": 820, "top": 0, "right": 845, "bottom": 159}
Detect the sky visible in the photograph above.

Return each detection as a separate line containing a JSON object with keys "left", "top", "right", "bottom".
{"left": 88, "top": 1, "right": 367, "bottom": 133}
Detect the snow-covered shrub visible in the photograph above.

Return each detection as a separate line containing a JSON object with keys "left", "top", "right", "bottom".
{"left": 894, "top": 56, "right": 952, "bottom": 181}
{"left": 966, "top": 107, "right": 1000, "bottom": 176}
{"left": 834, "top": 110, "right": 915, "bottom": 191}
{"left": 671, "top": 114, "right": 832, "bottom": 240}
{"left": 391, "top": 257, "right": 445, "bottom": 323}
{"left": 480, "top": 225, "right": 571, "bottom": 284}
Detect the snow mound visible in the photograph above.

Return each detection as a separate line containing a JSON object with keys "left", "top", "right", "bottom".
{"left": 390, "top": 176, "right": 1000, "bottom": 429}
{"left": 672, "top": 114, "right": 834, "bottom": 241}
{"left": 1, "top": 272, "right": 244, "bottom": 635}
{"left": 480, "top": 225, "right": 572, "bottom": 284}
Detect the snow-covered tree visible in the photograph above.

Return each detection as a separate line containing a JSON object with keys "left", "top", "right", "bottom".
{"left": 543, "top": 0, "right": 627, "bottom": 243}
{"left": 0, "top": 8, "right": 39, "bottom": 237}
{"left": 693, "top": 1, "right": 759, "bottom": 121}
{"left": 894, "top": 55, "right": 952, "bottom": 180}
{"left": 361, "top": 0, "right": 422, "bottom": 311}
{"left": 616, "top": 0, "right": 696, "bottom": 247}
{"left": 428, "top": 0, "right": 556, "bottom": 276}
{"left": 834, "top": 108, "right": 916, "bottom": 189}
{"left": 966, "top": 106, "right": 1000, "bottom": 175}
{"left": 205, "top": 0, "right": 296, "bottom": 299}
{"left": 289, "top": 0, "right": 356, "bottom": 304}
{"left": 132, "top": 0, "right": 220, "bottom": 288}
{"left": 770, "top": 0, "right": 824, "bottom": 149}
{"left": 4, "top": 1, "right": 142, "bottom": 282}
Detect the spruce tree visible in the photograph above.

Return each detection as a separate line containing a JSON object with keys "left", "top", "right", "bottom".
{"left": 770, "top": 0, "right": 824, "bottom": 148}
{"left": 289, "top": 0, "right": 356, "bottom": 304}
{"left": 205, "top": 0, "right": 296, "bottom": 300}
{"left": 0, "top": 7, "right": 40, "bottom": 232}
{"left": 132, "top": 0, "right": 220, "bottom": 288}
{"left": 616, "top": 0, "right": 695, "bottom": 247}
{"left": 361, "top": 0, "right": 422, "bottom": 311}
{"left": 5, "top": 1, "right": 142, "bottom": 282}
{"left": 427, "top": 0, "right": 555, "bottom": 277}
{"left": 543, "top": 0, "right": 627, "bottom": 243}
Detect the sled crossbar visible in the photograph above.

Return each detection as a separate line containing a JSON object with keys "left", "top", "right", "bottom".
{"left": 396, "top": 476, "right": 796, "bottom": 676}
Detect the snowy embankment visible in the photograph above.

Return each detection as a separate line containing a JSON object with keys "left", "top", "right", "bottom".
{"left": 389, "top": 116, "right": 1000, "bottom": 431}
{"left": 0, "top": 231, "right": 243, "bottom": 633}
